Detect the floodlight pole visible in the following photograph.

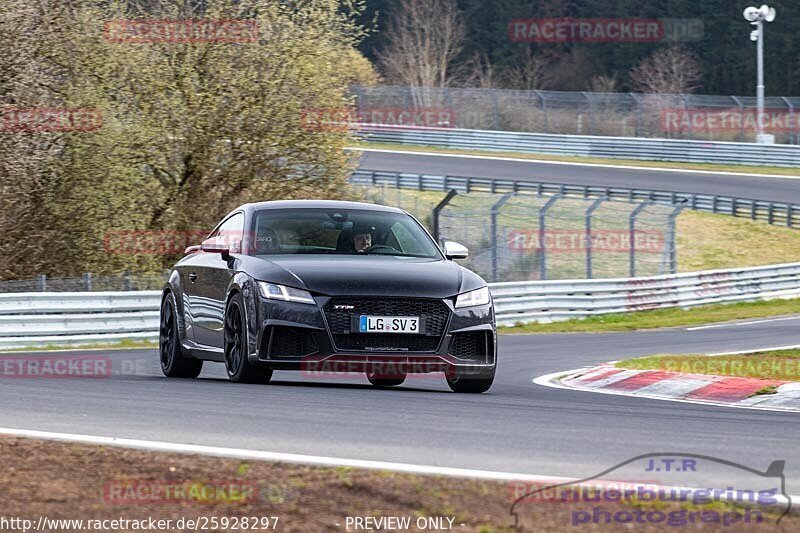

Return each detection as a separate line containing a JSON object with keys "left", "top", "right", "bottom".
{"left": 756, "top": 18, "right": 765, "bottom": 143}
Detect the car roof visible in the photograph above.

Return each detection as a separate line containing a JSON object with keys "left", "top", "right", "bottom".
{"left": 241, "top": 199, "right": 405, "bottom": 213}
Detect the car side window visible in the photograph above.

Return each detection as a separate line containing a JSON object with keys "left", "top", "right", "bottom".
{"left": 390, "top": 222, "right": 426, "bottom": 255}
{"left": 210, "top": 212, "right": 245, "bottom": 253}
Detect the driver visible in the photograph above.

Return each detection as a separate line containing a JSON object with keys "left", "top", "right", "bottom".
{"left": 352, "top": 223, "right": 375, "bottom": 252}
{"left": 353, "top": 231, "right": 372, "bottom": 252}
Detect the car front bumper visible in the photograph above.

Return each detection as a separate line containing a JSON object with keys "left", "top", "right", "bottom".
{"left": 250, "top": 295, "right": 496, "bottom": 374}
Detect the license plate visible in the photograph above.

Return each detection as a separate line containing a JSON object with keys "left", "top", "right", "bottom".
{"left": 358, "top": 315, "right": 420, "bottom": 334}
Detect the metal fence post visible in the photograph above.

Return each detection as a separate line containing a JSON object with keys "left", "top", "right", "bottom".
{"left": 123, "top": 270, "right": 132, "bottom": 291}
{"left": 539, "top": 194, "right": 562, "bottom": 280}
{"left": 629, "top": 202, "right": 651, "bottom": 277}
{"left": 731, "top": 96, "right": 745, "bottom": 142}
{"left": 490, "top": 193, "right": 514, "bottom": 282}
{"left": 585, "top": 197, "right": 607, "bottom": 279}
{"left": 781, "top": 96, "right": 796, "bottom": 145}
{"left": 583, "top": 92, "right": 595, "bottom": 135}
{"left": 630, "top": 93, "right": 641, "bottom": 137}
{"left": 432, "top": 189, "right": 459, "bottom": 243}
{"left": 535, "top": 90, "right": 549, "bottom": 133}
{"left": 83, "top": 272, "right": 93, "bottom": 291}
{"left": 38, "top": 274, "right": 47, "bottom": 292}
{"left": 667, "top": 205, "right": 685, "bottom": 274}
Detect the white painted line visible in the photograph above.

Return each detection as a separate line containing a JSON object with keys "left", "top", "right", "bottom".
{"left": 349, "top": 147, "right": 800, "bottom": 180}
{"left": 6, "top": 425, "right": 799, "bottom": 509}
{"left": 0, "top": 426, "right": 573, "bottom": 483}
{"left": 686, "top": 316, "right": 800, "bottom": 331}
{"left": 708, "top": 344, "right": 800, "bottom": 356}
{"left": 533, "top": 369, "right": 800, "bottom": 413}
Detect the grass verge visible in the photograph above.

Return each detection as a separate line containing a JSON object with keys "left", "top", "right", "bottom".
{"left": 4, "top": 338, "right": 158, "bottom": 352}
{"left": 351, "top": 141, "right": 800, "bottom": 176}
{"left": 1, "top": 436, "right": 794, "bottom": 532}
{"left": 499, "top": 298, "right": 800, "bottom": 334}
{"left": 615, "top": 349, "right": 800, "bottom": 382}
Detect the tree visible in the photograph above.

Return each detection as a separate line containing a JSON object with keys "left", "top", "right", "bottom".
{"left": 503, "top": 48, "right": 552, "bottom": 91}
{"left": 377, "top": 0, "right": 465, "bottom": 107}
{"left": 0, "top": 0, "right": 375, "bottom": 278}
{"left": 629, "top": 45, "right": 703, "bottom": 95}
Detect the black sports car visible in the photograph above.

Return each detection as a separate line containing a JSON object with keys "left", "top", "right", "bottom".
{"left": 159, "top": 200, "right": 496, "bottom": 393}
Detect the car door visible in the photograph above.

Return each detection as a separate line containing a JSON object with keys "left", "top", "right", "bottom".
{"left": 191, "top": 212, "right": 245, "bottom": 348}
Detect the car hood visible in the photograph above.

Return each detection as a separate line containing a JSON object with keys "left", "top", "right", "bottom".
{"left": 246, "top": 255, "right": 483, "bottom": 298}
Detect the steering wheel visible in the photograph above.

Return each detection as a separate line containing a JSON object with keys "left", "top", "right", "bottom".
{"left": 364, "top": 244, "right": 399, "bottom": 254}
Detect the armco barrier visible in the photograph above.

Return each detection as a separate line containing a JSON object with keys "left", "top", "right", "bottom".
{"left": 1, "top": 263, "right": 800, "bottom": 348}
{"left": 356, "top": 124, "right": 800, "bottom": 167}
{"left": 350, "top": 169, "right": 800, "bottom": 228}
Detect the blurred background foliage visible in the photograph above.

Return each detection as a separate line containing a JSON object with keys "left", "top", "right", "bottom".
{"left": 0, "top": 0, "right": 376, "bottom": 278}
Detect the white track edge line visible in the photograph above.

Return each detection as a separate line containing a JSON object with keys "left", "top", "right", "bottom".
{"left": 348, "top": 147, "right": 800, "bottom": 180}
{"left": 5, "top": 428, "right": 800, "bottom": 505}
{"left": 533, "top": 369, "right": 800, "bottom": 414}
{"left": 708, "top": 345, "right": 800, "bottom": 356}
{"left": 0, "top": 426, "right": 573, "bottom": 483}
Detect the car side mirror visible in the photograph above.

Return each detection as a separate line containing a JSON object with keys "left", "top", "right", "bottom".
{"left": 443, "top": 241, "right": 468, "bottom": 260}
{"left": 201, "top": 237, "right": 230, "bottom": 258}
{"left": 184, "top": 244, "right": 201, "bottom": 255}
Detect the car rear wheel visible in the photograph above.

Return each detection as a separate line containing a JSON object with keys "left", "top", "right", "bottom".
{"left": 366, "top": 373, "right": 406, "bottom": 387}
{"left": 445, "top": 367, "right": 494, "bottom": 393}
{"left": 224, "top": 293, "right": 273, "bottom": 384}
{"left": 159, "top": 294, "right": 203, "bottom": 378}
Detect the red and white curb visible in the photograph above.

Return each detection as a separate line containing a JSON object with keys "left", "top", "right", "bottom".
{"left": 535, "top": 364, "right": 800, "bottom": 413}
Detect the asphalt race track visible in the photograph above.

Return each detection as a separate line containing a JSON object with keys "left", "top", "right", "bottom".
{"left": 357, "top": 149, "right": 800, "bottom": 203}
{"left": 1, "top": 317, "right": 799, "bottom": 492}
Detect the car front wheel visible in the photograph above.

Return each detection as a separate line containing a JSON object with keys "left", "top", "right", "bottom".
{"left": 445, "top": 367, "right": 494, "bottom": 393}
{"left": 223, "top": 293, "right": 273, "bottom": 384}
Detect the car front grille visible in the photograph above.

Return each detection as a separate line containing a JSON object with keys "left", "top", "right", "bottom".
{"left": 324, "top": 298, "right": 450, "bottom": 353}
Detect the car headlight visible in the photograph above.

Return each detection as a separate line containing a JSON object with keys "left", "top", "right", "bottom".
{"left": 455, "top": 286, "right": 491, "bottom": 308}
{"left": 257, "top": 282, "right": 315, "bottom": 304}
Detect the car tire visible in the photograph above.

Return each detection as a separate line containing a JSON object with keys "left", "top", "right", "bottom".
{"left": 224, "top": 292, "right": 273, "bottom": 384}
{"left": 159, "top": 294, "right": 203, "bottom": 378}
{"left": 366, "top": 373, "right": 406, "bottom": 387}
{"left": 445, "top": 367, "right": 495, "bottom": 393}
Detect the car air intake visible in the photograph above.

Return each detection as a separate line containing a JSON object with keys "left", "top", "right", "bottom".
{"left": 261, "top": 326, "right": 319, "bottom": 359}
{"left": 448, "top": 332, "right": 490, "bottom": 362}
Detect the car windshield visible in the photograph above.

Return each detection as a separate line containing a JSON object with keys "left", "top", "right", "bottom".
{"left": 251, "top": 208, "right": 441, "bottom": 259}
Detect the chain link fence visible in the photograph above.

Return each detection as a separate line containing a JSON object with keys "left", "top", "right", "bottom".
{"left": 3, "top": 186, "right": 679, "bottom": 290}
{"left": 357, "top": 185, "right": 680, "bottom": 282}
{"left": 352, "top": 85, "right": 800, "bottom": 145}
{"left": 0, "top": 272, "right": 169, "bottom": 293}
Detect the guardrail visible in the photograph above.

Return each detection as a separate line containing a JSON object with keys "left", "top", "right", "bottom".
{"left": 492, "top": 261, "right": 800, "bottom": 325}
{"left": 2, "top": 262, "right": 800, "bottom": 348}
{"left": 350, "top": 169, "right": 800, "bottom": 228}
{"left": 356, "top": 124, "right": 800, "bottom": 167}
{"left": 0, "top": 291, "right": 162, "bottom": 349}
